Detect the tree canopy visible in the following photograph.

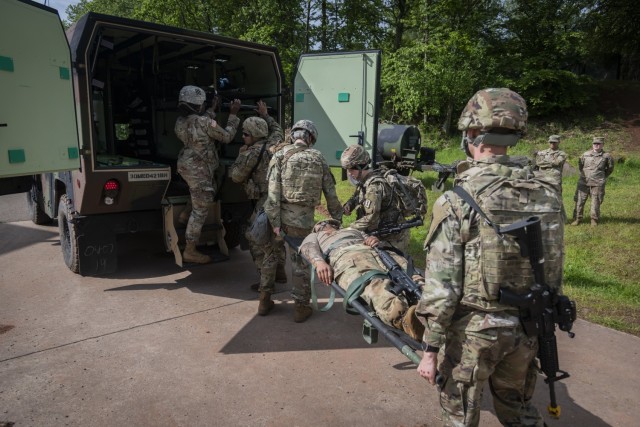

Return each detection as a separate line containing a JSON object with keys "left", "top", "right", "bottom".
{"left": 64, "top": 0, "right": 639, "bottom": 132}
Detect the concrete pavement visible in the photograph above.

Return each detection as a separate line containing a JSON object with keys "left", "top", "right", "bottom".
{"left": 1, "top": 197, "right": 639, "bottom": 426}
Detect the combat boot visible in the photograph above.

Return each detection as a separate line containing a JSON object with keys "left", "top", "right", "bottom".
{"left": 275, "top": 263, "right": 288, "bottom": 283}
{"left": 591, "top": 219, "right": 598, "bottom": 227}
{"left": 258, "top": 291, "right": 274, "bottom": 316}
{"left": 293, "top": 302, "right": 313, "bottom": 323}
{"left": 183, "top": 240, "right": 212, "bottom": 264}
{"left": 401, "top": 306, "right": 425, "bottom": 341}
{"left": 571, "top": 219, "right": 581, "bottom": 226}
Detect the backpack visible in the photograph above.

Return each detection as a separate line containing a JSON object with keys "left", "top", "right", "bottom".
{"left": 454, "top": 164, "right": 564, "bottom": 307}
{"left": 383, "top": 169, "right": 428, "bottom": 218}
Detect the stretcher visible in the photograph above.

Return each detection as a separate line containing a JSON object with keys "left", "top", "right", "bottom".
{"left": 283, "top": 235, "right": 423, "bottom": 365}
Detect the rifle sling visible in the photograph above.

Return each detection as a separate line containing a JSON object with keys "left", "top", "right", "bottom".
{"left": 452, "top": 186, "right": 502, "bottom": 236}
{"left": 343, "top": 270, "right": 387, "bottom": 314}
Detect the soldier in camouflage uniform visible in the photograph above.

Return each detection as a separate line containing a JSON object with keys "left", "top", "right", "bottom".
{"left": 571, "top": 136, "right": 615, "bottom": 226}
{"left": 535, "top": 134, "right": 567, "bottom": 190}
{"left": 175, "top": 85, "right": 241, "bottom": 263}
{"left": 230, "top": 101, "right": 287, "bottom": 313}
{"left": 416, "top": 88, "right": 564, "bottom": 427}
{"left": 340, "top": 145, "right": 410, "bottom": 253}
{"left": 299, "top": 219, "right": 424, "bottom": 339}
{"left": 263, "top": 120, "right": 343, "bottom": 322}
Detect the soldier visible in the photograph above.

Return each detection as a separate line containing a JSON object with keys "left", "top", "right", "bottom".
{"left": 340, "top": 145, "right": 411, "bottom": 253}
{"left": 229, "top": 101, "right": 287, "bottom": 309}
{"left": 535, "top": 134, "right": 567, "bottom": 190}
{"left": 571, "top": 136, "right": 615, "bottom": 226}
{"left": 416, "top": 88, "right": 564, "bottom": 426}
{"left": 174, "top": 85, "right": 241, "bottom": 263}
{"left": 263, "top": 120, "right": 343, "bottom": 322}
{"left": 299, "top": 219, "right": 424, "bottom": 339}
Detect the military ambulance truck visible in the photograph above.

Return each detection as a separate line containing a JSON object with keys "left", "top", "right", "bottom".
{"left": 1, "top": 0, "right": 386, "bottom": 276}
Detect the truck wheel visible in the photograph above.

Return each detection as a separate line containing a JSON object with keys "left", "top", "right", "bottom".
{"left": 58, "top": 195, "right": 80, "bottom": 273}
{"left": 27, "top": 182, "right": 52, "bottom": 225}
{"left": 223, "top": 220, "right": 242, "bottom": 250}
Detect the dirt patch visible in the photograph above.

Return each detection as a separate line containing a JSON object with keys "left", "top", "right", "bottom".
{"left": 598, "top": 82, "right": 640, "bottom": 154}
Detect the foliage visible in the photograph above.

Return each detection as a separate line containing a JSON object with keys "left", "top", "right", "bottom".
{"left": 513, "top": 69, "right": 596, "bottom": 117}
{"left": 64, "top": 0, "right": 639, "bottom": 131}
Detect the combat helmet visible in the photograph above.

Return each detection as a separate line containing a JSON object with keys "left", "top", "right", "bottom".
{"left": 178, "top": 85, "right": 206, "bottom": 106}
{"left": 243, "top": 117, "right": 269, "bottom": 139}
{"left": 548, "top": 135, "right": 561, "bottom": 143}
{"left": 340, "top": 145, "right": 371, "bottom": 169}
{"left": 291, "top": 119, "right": 318, "bottom": 143}
{"left": 458, "top": 88, "right": 528, "bottom": 147}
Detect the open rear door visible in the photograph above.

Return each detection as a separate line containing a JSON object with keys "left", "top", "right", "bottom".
{"left": 0, "top": 0, "right": 80, "bottom": 184}
{"left": 293, "top": 51, "right": 380, "bottom": 167}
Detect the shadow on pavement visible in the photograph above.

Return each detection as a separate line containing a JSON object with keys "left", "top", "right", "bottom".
{"left": 0, "top": 222, "right": 58, "bottom": 257}
{"left": 480, "top": 375, "right": 612, "bottom": 426}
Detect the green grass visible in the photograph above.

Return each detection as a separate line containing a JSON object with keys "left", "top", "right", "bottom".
{"left": 318, "top": 122, "right": 640, "bottom": 336}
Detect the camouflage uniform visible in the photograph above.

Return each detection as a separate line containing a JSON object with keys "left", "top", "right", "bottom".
{"left": 573, "top": 141, "right": 614, "bottom": 223}
{"left": 417, "top": 156, "right": 564, "bottom": 427}
{"left": 263, "top": 141, "right": 343, "bottom": 304}
{"left": 348, "top": 170, "right": 410, "bottom": 253}
{"left": 300, "top": 227, "right": 420, "bottom": 329}
{"left": 175, "top": 112, "right": 239, "bottom": 242}
{"left": 535, "top": 146, "right": 566, "bottom": 189}
{"left": 230, "top": 115, "right": 285, "bottom": 293}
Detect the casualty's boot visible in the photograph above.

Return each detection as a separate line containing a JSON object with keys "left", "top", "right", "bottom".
{"left": 183, "top": 240, "right": 212, "bottom": 264}
{"left": 258, "top": 291, "right": 274, "bottom": 316}
{"left": 401, "top": 306, "right": 425, "bottom": 341}
{"left": 293, "top": 302, "right": 313, "bottom": 323}
{"left": 591, "top": 219, "right": 598, "bottom": 227}
{"left": 275, "top": 263, "right": 288, "bottom": 283}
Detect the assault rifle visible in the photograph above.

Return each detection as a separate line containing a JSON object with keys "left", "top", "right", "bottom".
{"left": 498, "top": 216, "right": 577, "bottom": 419}
{"left": 369, "top": 216, "right": 423, "bottom": 238}
{"left": 419, "top": 161, "right": 457, "bottom": 190}
{"left": 373, "top": 246, "right": 422, "bottom": 306}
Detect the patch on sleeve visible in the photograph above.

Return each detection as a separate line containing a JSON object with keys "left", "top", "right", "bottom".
{"left": 364, "top": 199, "right": 372, "bottom": 209}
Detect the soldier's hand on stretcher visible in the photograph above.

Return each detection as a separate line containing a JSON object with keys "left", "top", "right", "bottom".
{"left": 363, "top": 236, "right": 380, "bottom": 247}
{"left": 315, "top": 260, "right": 334, "bottom": 285}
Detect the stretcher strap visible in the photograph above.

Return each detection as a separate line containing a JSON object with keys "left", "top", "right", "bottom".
{"left": 310, "top": 268, "right": 336, "bottom": 312}
{"left": 343, "top": 270, "right": 387, "bottom": 314}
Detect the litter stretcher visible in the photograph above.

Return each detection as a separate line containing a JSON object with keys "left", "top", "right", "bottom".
{"left": 282, "top": 233, "right": 424, "bottom": 366}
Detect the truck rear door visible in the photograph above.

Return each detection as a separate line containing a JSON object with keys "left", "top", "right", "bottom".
{"left": 0, "top": 0, "right": 80, "bottom": 187}
{"left": 293, "top": 50, "right": 380, "bottom": 167}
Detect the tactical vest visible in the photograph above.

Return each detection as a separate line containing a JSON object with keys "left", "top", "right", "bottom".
{"left": 455, "top": 162, "right": 564, "bottom": 312}
{"left": 279, "top": 144, "right": 325, "bottom": 207}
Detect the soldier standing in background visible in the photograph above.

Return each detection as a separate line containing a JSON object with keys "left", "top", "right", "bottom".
{"left": 340, "top": 145, "right": 411, "bottom": 253}
{"left": 571, "top": 136, "right": 615, "bottom": 226}
{"left": 416, "top": 88, "right": 564, "bottom": 426}
{"left": 230, "top": 101, "right": 287, "bottom": 314}
{"left": 535, "top": 134, "right": 567, "bottom": 191}
{"left": 263, "top": 120, "right": 343, "bottom": 322}
{"left": 175, "top": 85, "right": 241, "bottom": 263}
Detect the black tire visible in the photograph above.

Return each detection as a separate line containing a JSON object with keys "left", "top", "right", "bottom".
{"left": 223, "top": 220, "right": 242, "bottom": 250}
{"left": 58, "top": 195, "right": 80, "bottom": 273}
{"left": 27, "top": 182, "right": 52, "bottom": 225}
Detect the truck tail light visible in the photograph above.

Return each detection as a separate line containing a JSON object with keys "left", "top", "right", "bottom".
{"left": 103, "top": 179, "right": 120, "bottom": 205}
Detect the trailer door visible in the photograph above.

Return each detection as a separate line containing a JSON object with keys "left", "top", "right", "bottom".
{"left": 293, "top": 50, "right": 380, "bottom": 167}
{"left": 0, "top": 0, "right": 80, "bottom": 181}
